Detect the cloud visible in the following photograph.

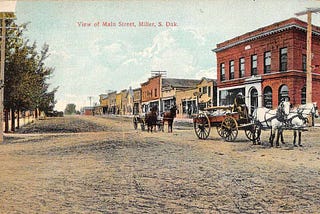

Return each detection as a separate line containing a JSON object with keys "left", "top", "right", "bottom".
{"left": 138, "top": 31, "right": 175, "bottom": 58}
{"left": 195, "top": 67, "right": 217, "bottom": 79}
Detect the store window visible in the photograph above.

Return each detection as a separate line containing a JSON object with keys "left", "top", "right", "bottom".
{"left": 219, "top": 88, "right": 245, "bottom": 106}
{"left": 278, "top": 84, "right": 289, "bottom": 104}
{"left": 263, "top": 86, "right": 272, "bottom": 109}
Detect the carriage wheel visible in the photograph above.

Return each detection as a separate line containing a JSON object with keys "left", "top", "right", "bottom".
{"left": 244, "top": 123, "right": 261, "bottom": 141}
{"left": 221, "top": 116, "right": 238, "bottom": 142}
{"left": 216, "top": 125, "right": 226, "bottom": 138}
{"left": 133, "top": 117, "right": 138, "bottom": 130}
{"left": 194, "top": 113, "right": 211, "bottom": 140}
{"left": 141, "top": 121, "right": 145, "bottom": 131}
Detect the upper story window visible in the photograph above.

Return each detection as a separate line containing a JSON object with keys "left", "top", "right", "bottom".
{"left": 220, "top": 63, "right": 225, "bottom": 81}
{"left": 251, "top": 54, "right": 257, "bottom": 76}
{"left": 302, "top": 54, "right": 306, "bottom": 72}
{"left": 208, "top": 86, "right": 211, "bottom": 97}
{"left": 203, "top": 86, "right": 207, "bottom": 94}
{"left": 301, "top": 86, "right": 306, "bottom": 104}
{"left": 264, "top": 51, "right": 271, "bottom": 73}
{"left": 280, "top": 47, "right": 287, "bottom": 71}
{"left": 229, "top": 60, "right": 234, "bottom": 79}
{"left": 155, "top": 88, "right": 157, "bottom": 97}
{"left": 239, "top": 58, "right": 245, "bottom": 78}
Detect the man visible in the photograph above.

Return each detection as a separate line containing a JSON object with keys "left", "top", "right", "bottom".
{"left": 233, "top": 92, "right": 247, "bottom": 117}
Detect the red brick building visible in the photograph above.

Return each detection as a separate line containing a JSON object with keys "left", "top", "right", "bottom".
{"left": 140, "top": 74, "right": 202, "bottom": 113}
{"left": 213, "top": 18, "right": 320, "bottom": 113}
{"left": 141, "top": 75, "right": 161, "bottom": 113}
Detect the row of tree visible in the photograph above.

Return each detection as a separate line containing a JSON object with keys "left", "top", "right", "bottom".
{"left": 3, "top": 20, "right": 57, "bottom": 132}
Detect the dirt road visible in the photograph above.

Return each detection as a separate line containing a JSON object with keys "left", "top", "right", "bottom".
{"left": 0, "top": 115, "right": 319, "bottom": 213}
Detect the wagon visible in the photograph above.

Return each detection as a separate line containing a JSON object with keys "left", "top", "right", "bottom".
{"left": 193, "top": 106, "right": 260, "bottom": 142}
{"left": 133, "top": 114, "right": 146, "bottom": 131}
{"left": 133, "top": 114, "right": 163, "bottom": 131}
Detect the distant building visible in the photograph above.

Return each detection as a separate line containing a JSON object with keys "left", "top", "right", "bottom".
{"left": 99, "top": 94, "right": 108, "bottom": 114}
{"left": 140, "top": 74, "right": 203, "bottom": 113}
{"left": 133, "top": 88, "right": 142, "bottom": 115}
{"left": 175, "top": 77, "right": 217, "bottom": 117}
{"left": 81, "top": 106, "right": 94, "bottom": 115}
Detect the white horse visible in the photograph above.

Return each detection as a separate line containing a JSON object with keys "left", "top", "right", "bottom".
{"left": 252, "top": 100, "right": 291, "bottom": 147}
{"left": 281, "top": 102, "right": 319, "bottom": 146}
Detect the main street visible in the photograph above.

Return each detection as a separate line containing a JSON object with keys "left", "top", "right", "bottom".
{"left": 1, "top": 116, "right": 319, "bottom": 213}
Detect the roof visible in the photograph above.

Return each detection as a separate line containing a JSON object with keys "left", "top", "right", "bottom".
{"left": 198, "top": 77, "right": 216, "bottom": 86}
{"left": 213, "top": 18, "right": 320, "bottom": 53}
{"left": 162, "top": 78, "right": 200, "bottom": 89}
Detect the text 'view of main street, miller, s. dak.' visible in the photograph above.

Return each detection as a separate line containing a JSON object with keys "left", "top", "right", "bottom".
{"left": 77, "top": 21, "right": 178, "bottom": 28}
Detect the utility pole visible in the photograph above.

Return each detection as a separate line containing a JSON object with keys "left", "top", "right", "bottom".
{"left": 295, "top": 8, "right": 320, "bottom": 103}
{"left": 0, "top": 1, "right": 16, "bottom": 143}
{"left": 0, "top": 17, "right": 6, "bottom": 143}
{"left": 88, "top": 96, "right": 93, "bottom": 107}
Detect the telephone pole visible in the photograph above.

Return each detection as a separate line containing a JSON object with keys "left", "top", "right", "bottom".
{"left": 295, "top": 8, "right": 320, "bottom": 103}
{"left": 0, "top": 17, "right": 6, "bottom": 143}
{"left": 0, "top": 1, "right": 17, "bottom": 143}
{"left": 88, "top": 96, "right": 93, "bottom": 107}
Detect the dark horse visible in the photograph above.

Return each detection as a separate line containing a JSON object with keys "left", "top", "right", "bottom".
{"left": 162, "top": 105, "right": 177, "bottom": 133}
{"left": 145, "top": 106, "right": 158, "bottom": 132}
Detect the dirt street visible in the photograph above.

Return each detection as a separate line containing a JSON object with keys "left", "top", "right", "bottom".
{"left": 0, "top": 115, "right": 319, "bottom": 213}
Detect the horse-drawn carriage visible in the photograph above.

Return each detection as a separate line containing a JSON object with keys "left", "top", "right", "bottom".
{"left": 193, "top": 97, "right": 318, "bottom": 147}
{"left": 193, "top": 105, "right": 260, "bottom": 142}
{"left": 133, "top": 113, "right": 163, "bottom": 131}
{"left": 133, "top": 105, "right": 177, "bottom": 132}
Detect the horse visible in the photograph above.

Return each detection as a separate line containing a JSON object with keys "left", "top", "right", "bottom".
{"left": 252, "top": 100, "right": 291, "bottom": 147}
{"left": 145, "top": 106, "right": 158, "bottom": 133}
{"left": 280, "top": 102, "right": 318, "bottom": 147}
{"left": 161, "top": 105, "right": 177, "bottom": 132}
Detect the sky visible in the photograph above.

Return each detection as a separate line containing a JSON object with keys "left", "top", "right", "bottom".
{"left": 9, "top": 0, "right": 320, "bottom": 111}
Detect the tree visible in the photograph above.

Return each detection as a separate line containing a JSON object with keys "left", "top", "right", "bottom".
{"left": 3, "top": 20, "right": 57, "bottom": 131}
{"left": 64, "top": 104, "right": 77, "bottom": 115}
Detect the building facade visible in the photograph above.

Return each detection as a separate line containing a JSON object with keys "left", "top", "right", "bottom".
{"left": 161, "top": 78, "right": 200, "bottom": 112}
{"left": 99, "top": 94, "right": 108, "bottom": 114}
{"left": 213, "top": 18, "right": 320, "bottom": 113}
{"left": 141, "top": 75, "right": 161, "bottom": 113}
{"left": 107, "top": 91, "right": 117, "bottom": 114}
{"left": 197, "top": 77, "right": 217, "bottom": 110}
{"left": 133, "top": 88, "right": 141, "bottom": 115}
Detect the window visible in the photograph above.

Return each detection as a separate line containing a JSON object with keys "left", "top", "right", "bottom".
{"left": 202, "top": 86, "right": 207, "bottom": 94}
{"left": 208, "top": 86, "right": 211, "bottom": 97}
{"left": 263, "top": 86, "right": 272, "bottom": 109}
{"left": 301, "top": 86, "right": 306, "bottom": 104}
{"left": 220, "top": 63, "right": 225, "bottom": 81}
{"left": 239, "top": 58, "right": 245, "bottom": 78}
{"left": 280, "top": 48, "right": 287, "bottom": 71}
{"left": 229, "top": 60, "right": 234, "bottom": 79}
{"left": 251, "top": 54, "right": 257, "bottom": 75}
{"left": 219, "top": 88, "right": 245, "bottom": 106}
{"left": 155, "top": 88, "right": 157, "bottom": 97}
{"left": 199, "top": 87, "right": 202, "bottom": 93}
{"left": 250, "top": 88, "right": 258, "bottom": 114}
{"left": 302, "top": 54, "right": 306, "bottom": 72}
{"left": 264, "top": 51, "right": 271, "bottom": 73}
{"left": 278, "top": 84, "right": 289, "bottom": 104}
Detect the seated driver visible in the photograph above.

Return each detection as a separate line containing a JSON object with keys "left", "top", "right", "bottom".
{"left": 233, "top": 92, "right": 246, "bottom": 117}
